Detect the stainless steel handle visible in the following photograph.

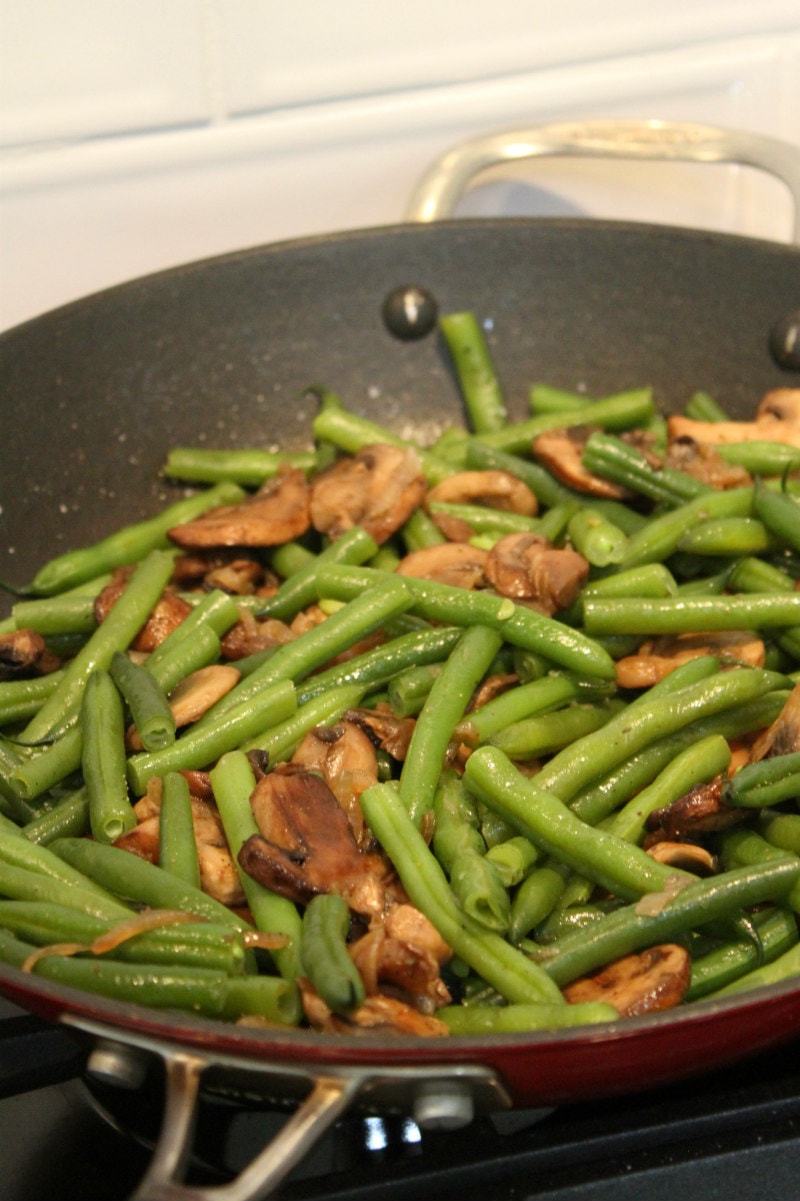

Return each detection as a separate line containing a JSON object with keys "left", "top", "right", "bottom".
{"left": 404, "top": 119, "right": 800, "bottom": 243}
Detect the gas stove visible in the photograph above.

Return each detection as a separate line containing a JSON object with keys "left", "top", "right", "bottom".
{"left": 2, "top": 1001, "right": 799, "bottom": 1201}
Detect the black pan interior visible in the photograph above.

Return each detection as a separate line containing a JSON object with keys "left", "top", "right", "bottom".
{"left": 2, "top": 217, "right": 798, "bottom": 600}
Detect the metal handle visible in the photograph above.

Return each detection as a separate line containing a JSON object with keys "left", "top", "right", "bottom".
{"left": 404, "top": 119, "right": 800, "bottom": 243}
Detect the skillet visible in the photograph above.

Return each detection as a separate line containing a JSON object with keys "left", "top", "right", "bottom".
{"left": 1, "top": 120, "right": 800, "bottom": 1201}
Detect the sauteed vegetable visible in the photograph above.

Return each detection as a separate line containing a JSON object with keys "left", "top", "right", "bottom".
{"left": 2, "top": 311, "right": 800, "bottom": 1037}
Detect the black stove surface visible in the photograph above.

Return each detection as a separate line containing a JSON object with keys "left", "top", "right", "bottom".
{"left": 1, "top": 1001, "right": 799, "bottom": 1201}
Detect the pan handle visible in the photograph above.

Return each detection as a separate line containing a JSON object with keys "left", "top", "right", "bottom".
{"left": 404, "top": 118, "right": 800, "bottom": 242}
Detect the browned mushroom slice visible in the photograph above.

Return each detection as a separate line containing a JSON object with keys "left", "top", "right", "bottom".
{"left": 426, "top": 469, "right": 538, "bottom": 515}
{"left": 563, "top": 944, "right": 691, "bottom": 1017}
{"left": 646, "top": 841, "right": 718, "bottom": 875}
{"left": 532, "top": 425, "right": 633, "bottom": 498}
{"left": 310, "top": 443, "right": 426, "bottom": 545}
{"left": 291, "top": 721, "right": 380, "bottom": 848}
{"left": 396, "top": 541, "right": 489, "bottom": 588}
{"left": 168, "top": 468, "right": 311, "bottom": 548}
{"left": 342, "top": 704, "right": 417, "bottom": 761}
{"left": 664, "top": 436, "right": 752, "bottom": 489}
{"left": 644, "top": 776, "right": 746, "bottom": 844}
{"left": 220, "top": 609, "right": 295, "bottom": 660}
{"left": 94, "top": 570, "right": 193, "bottom": 652}
{"left": 748, "top": 682, "right": 800, "bottom": 761}
{"left": 0, "top": 628, "right": 61, "bottom": 680}
{"left": 615, "top": 630, "right": 765, "bottom": 690}
{"left": 484, "top": 532, "right": 589, "bottom": 615}
{"left": 349, "top": 903, "right": 452, "bottom": 1006}
{"left": 667, "top": 388, "right": 800, "bottom": 446}
{"left": 300, "top": 981, "right": 451, "bottom": 1037}
{"left": 240, "top": 766, "right": 391, "bottom": 911}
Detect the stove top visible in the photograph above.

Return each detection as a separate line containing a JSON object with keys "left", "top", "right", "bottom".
{"left": 1, "top": 1002, "right": 799, "bottom": 1201}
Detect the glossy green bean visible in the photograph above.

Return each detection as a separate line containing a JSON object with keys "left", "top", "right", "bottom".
{"left": 81, "top": 669, "right": 136, "bottom": 843}
{"left": 752, "top": 477, "right": 800, "bottom": 552}
{"left": 300, "top": 893, "right": 365, "bottom": 1012}
{"left": 582, "top": 431, "right": 710, "bottom": 506}
{"left": 164, "top": 447, "right": 317, "bottom": 486}
{"left": 360, "top": 781, "right": 564, "bottom": 1005}
{"left": 567, "top": 508, "right": 628, "bottom": 567}
{"left": 241, "top": 683, "right": 366, "bottom": 761}
{"left": 540, "top": 857, "right": 800, "bottom": 987}
{"left": 0, "top": 671, "right": 64, "bottom": 727}
{"left": 473, "top": 388, "right": 656, "bottom": 454}
{"left": 440, "top": 999, "right": 617, "bottom": 1033}
{"left": 439, "top": 311, "right": 508, "bottom": 434}
{"left": 687, "top": 907, "right": 798, "bottom": 1001}
{"left": 609, "top": 735, "right": 731, "bottom": 843}
{"left": 29, "top": 481, "right": 244, "bottom": 596}
{"left": 158, "top": 771, "right": 201, "bottom": 888}
{"left": 724, "top": 751, "right": 800, "bottom": 808}
{"left": 488, "top": 699, "right": 625, "bottom": 761}
{"left": 22, "top": 786, "right": 90, "bottom": 844}
{"left": 257, "top": 526, "right": 380, "bottom": 621}
{"left": 110, "top": 650, "right": 175, "bottom": 752}
{"left": 584, "top": 593, "right": 800, "bottom": 636}
{"left": 311, "top": 390, "right": 452, "bottom": 484}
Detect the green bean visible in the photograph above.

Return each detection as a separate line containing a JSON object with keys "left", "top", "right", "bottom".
{"left": 484, "top": 835, "right": 540, "bottom": 888}
{"left": 752, "top": 477, "right": 800, "bottom": 552}
{"left": 677, "top": 517, "right": 774, "bottom": 557}
{"left": 432, "top": 773, "right": 485, "bottom": 870}
{"left": 163, "top": 447, "right": 317, "bottom": 486}
{"left": 0, "top": 929, "right": 300, "bottom": 1024}
{"left": 488, "top": 699, "right": 625, "bottom": 761}
{"left": 609, "top": 735, "right": 731, "bottom": 844}
{"left": 241, "top": 683, "right": 366, "bottom": 762}
{"left": 81, "top": 669, "right": 136, "bottom": 844}
{"left": 684, "top": 390, "right": 730, "bottom": 421}
{"left": 758, "top": 812, "right": 800, "bottom": 856}
{"left": 0, "top": 858, "right": 133, "bottom": 923}
{"left": 567, "top": 508, "right": 628, "bottom": 567}
{"left": 473, "top": 388, "right": 656, "bottom": 454}
{"left": 110, "top": 651, "right": 175, "bottom": 752}
{"left": 126, "top": 677, "right": 297, "bottom": 795}
{"left": 703, "top": 939, "right": 800, "bottom": 1000}
{"left": 311, "top": 389, "right": 453, "bottom": 484}
{"left": 0, "top": 824, "right": 125, "bottom": 904}
{"left": 534, "top": 666, "right": 778, "bottom": 803}
{"left": 457, "top": 674, "right": 582, "bottom": 745}
{"left": 465, "top": 746, "right": 692, "bottom": 902}
{"left": 427, "top": 500, "right": 539, "bottom": 536}
{"left": 300, "top": 892, "right": 365, "bottom": 1012}
{"left": 717, "top": 440, "right": 800, "bottom": 475}
{"left": 11, "top": 595, "right": 97, "bottom": 637}
{"left": 22, "top": 786, "right": 90, "bottom": 844}
{"left": 145, "top": 623, "right": 223, "bottom": 696}
{"left": 529, "top": 384, "right": 591, "bottom": 414}
{"left": 387, "top": 663, "right": 443, "bottom": 717}
{"left": 314, "top": 565, "right": 616, "bottom": 682}
{"left": 297, "top": 626, "right": 460, "bottom": 706}
{"left": 584, "top": 593, "right": 800, "bottom": 636}
{"left": 0, "top": 671, "right": 64, "bottom": 728}
{"left": 360, "top": 781, "right": 564, "bottom": 1005}
{"left": 724, "top": 751, "right": 800, "bottom": 808}
{"left": 687, "top": 907, "right": 798, "bottom": 1001}
{"left": 21, "top": 549, "right": 176, "bottom": 743}
{"left": 440, "top": 999, "right": 617, "bottom": 1033}
{"left": 210, "top": 751, "right": 302, "bottom": 981}
{"left": 0, "top": 900, "right": 246, "bottom": 975}
{"left": 256, "top": 526, "right": 380, "bottom": 621}
{"left": 9, "top": 726, "right": 84, "bottom": 801}
{"left": 401, "top": 625, "right": 503, "bottom": 822}
{"left": 144, "top": 588, "right": 241, "bottom": 675}
{"left": 158, "top": 772, "right": 201, "bottom": 889}
{"left": 50, "top": 836, "right": 250, "bottom": 929}
{"left": 29, "top": 481, "right": 244, "bottom": 596}
{"left": 582, "top": 431, "right": 710, "bottom": 506}
{"left": 432, "top": 775, "right": 510, "bottom": 932}
{"left": 432, "top": 426, "right": 471, "bottom": 464}
{"left": 439, "top": 311, "right": 508, "bottom": 434}
{"left": 540, "top": 857, "right": 800, "bottom": 987}
{"left": 465, "top": 440, "right": 575, "bottom": 508}
{"left": 0, "top": 742, "right": 38, "bottom": 823}
{"left": 508, "top": 860, "right": 571, "bottom": 943}
{"left": 618, "top": 486, "right": 754, "bottom": 569}
{"left": 192, "top": 576, "right": 413, "bottom": 729}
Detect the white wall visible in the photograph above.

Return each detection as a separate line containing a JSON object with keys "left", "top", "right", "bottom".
{"left": 2, "top": 1, "right": 799, "bottom": 330}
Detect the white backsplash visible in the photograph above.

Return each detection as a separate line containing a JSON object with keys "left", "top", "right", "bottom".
{"left": 1, "top": 0, "right": 799, "bottom": 331}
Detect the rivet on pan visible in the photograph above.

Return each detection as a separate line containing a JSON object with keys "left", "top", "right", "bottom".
{"left": 770, "top": 309, "right": 800, "bottom": 371}
{"left": 382, "top": 285, "right": 439, "bottom": 341}
{"left": 86, "top": 1038, "right": 148, "bottom": 1090}
{"left": 412, "top": 1081, "right": 475, "bottom": 1130}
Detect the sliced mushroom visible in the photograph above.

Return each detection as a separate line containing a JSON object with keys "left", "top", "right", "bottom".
{"left": 749, "top": 682, "right": 800, "bottom": 761}
{"left": 667, "top": 387, "right": 800, "bottom": 446}
{"left": 349, "top": 903, "right": 452, "bottom": 1007}
{"left": 644, "top": 776, "right": 746, "bottom": 844}
{"left": 240, "top": 766, "right": 393, "bottom": 912}
{"left": 664, "top": 436, "right": 752, "bottom": 489}
{"left": 220, "top": 608, "right": 295, "bottom": 660}
{"left": 562, "top": 944, "right": 691, "bottom": 1017}
{"left": 484, "top": 532, "right": 589, "bottom": 615}
{"left": 94, "top": 571, "right": 193, "bottom": 653}
{"left": 396, "top": 541, "right": 489, "bottom": 588}
{"left": 426, "top": 470, "right": 538, "bottom": 515}
{"left": 168, "top": 468, "right": 311, "bottom": 548}
{"left": 0, "top": 628, "right": 60, "bottom": 680}
{"left": 532, "top": 425, "right": 632, "bottom": 498}
{"left": 299, "top": 981, "right": 451, "bottom": 1037}
{"left": 310, "top": 443, "right": 426, "bottom": 545}
{"left": 291, "top": 720, "right": 380, "bottom": 847}
{"left": 615, "top": 630, "right": 765, "bottom": 690}
{"left": 342, "top": 704, "right": 417, "bottom": 761}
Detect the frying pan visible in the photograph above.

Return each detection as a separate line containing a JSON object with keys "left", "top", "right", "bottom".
{"left": 2, "top": 120, "right": 800, "bottom": 1201}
